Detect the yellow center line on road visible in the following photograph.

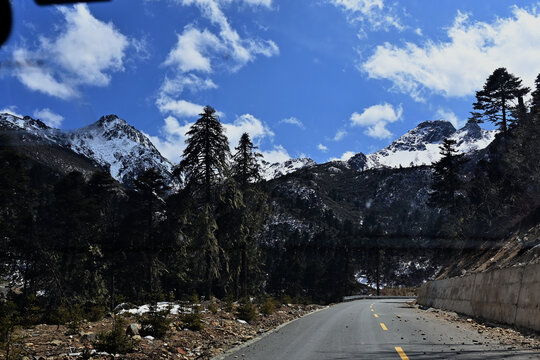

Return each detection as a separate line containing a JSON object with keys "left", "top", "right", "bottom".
{"left": 395, "top": 346, "right": 410, "bottom": 360}
{"left": 374, "top": 314, "right": 379, "bottom": 318}
{"left": 380, "top": 323, "right": 388, "bottom": 331}
{"left": 371, "top": 309, "right": 374, "bottom": 312}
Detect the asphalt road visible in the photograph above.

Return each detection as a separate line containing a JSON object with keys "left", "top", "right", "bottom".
{"left": 221, "top": 299, "right": 539, "bottom": 360}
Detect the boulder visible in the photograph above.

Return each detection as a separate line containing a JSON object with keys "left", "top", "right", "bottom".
{"left": 80, "top": 332, "right": 97, "bottom": 342}
{"left": 126, "top": 323, "right": 139, "bottom": 336}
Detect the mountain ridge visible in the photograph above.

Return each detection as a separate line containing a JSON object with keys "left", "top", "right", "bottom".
{"left": 0, "top": 113, "right": 497, "bottom": 185}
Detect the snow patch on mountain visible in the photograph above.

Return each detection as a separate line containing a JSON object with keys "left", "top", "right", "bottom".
{"left": 360, "top": 120, "right": 497, "bottom": 170}
{"left": 261, "top": 158, "right": 316, "bottom": 180}
{"left": 1, "top": 113, "right": 174, "bottom": 186}
{"left": 67, "top": 115, "right": 174, "bottom": 184}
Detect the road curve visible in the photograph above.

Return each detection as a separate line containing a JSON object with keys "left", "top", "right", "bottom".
{"left": 220, "top": 299, "right": 538, "bottom": 360}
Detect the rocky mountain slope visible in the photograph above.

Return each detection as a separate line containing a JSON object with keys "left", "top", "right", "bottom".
{"left": 261, "top": 158, "right": 316, "bottom": 181}
{"left": 1, "top": 112, "right": 496, "bottom": 186}
{"left": 348, "top": 120, "right": 497, "bottom": 171}
{"left": 1, "top": 113, "right": 174, "bottom": 186}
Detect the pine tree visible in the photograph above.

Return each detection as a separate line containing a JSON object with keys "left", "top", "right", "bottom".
{"left": 473, "top": 68, "right": 529, "bottom": 134}
{"left": 531, "top": 74, "right": 540, "bottom": 115}
{"left": 179, "top": 106, "right": 230, "bottom": 298}
{"left": 429, "top": 138, "right": 466, "bottom": 209}
{"left": 132, "top": 168, "right": 169, "bottom": 297}
{"left": 179, "top": 106, "right": 230, "bottom": 204}
{"left": 503, "top": 73, "right": 540, "bottom": 197}
{"left": 232, "top": 133, "right": 263, "bottom": 188}
{"left": 229, "top": 133, "right": 267, "bottom": 297}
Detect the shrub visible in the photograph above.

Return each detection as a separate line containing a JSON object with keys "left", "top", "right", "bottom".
{"left": 236, "top": 298, "right": 257, "bottom": 323}
{"left": 207, "top": 302, "right": 218, "bottom": 314}
{"left": 280, "top": 295, "right": 293, "bottom": 305}
{"left": 139, "top": 304, "right": 172, "bottom": 339}
{"left": 94, "top": 317, "right": 137, "bottom": 354}
{"left": 190, "top": 293, "right": 200, "bottom": 304}
{"left": 224, "top": 294, "right": 234, "bottom": 313}
{"left": 48, "top": 305, "right": 70, "bottom": 328}
{"left": 65, "top": 304, "right": 85, "bottom": 335}
{"left": 86, "top": 304, "right": 105, "bottom": 322}
{"left": 181, "top": 306, "right": 203, "bottom": 331}
{"left": 260, "top": 297, "right": 275, "bottom": 316}
{"left": 0, "top": 300, "right": 21, "bottom": 360}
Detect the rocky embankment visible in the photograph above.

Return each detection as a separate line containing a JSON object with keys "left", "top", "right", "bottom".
{"left": 5, "top": 300, "right": 324, "bottom": 360}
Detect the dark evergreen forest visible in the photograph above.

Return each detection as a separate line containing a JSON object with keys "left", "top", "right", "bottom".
{"left": 0, "top": 69, "right": 539, "bottom": 328}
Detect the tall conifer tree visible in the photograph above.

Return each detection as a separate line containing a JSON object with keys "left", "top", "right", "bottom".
{"left": 179, "top": 106, "right": 230, "bottom": 297}
{"left": 473, "top": 68, "right": 529, "bottom": 134}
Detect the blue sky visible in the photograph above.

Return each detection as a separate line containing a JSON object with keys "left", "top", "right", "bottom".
{"left": 1, "top": 0, "right": 540, "bottom": 163}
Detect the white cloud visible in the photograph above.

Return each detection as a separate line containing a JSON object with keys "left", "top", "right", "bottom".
{"left": 350, "top": 103, "right": 402, "bottom": 139}
{"left": 224, "top": 113, "right": 274, "bottom": 148}
{"left": 161, "top": 74, "right": 218, "bottom": 96}
{"left": 317, "top": 143, "right": 328, "bottom": 152}
{"left": 53, "top": 5, "right": 129, "bottom": 85}
{"left": 158, "top": 0, "right": 278, "bottom": 118}
{"left": 33, "top": 108, "right": 64, "bottom": 128}
{"left": 13, "top": 4, "right": 129, "bottom": 98}
{"left": 328, "top": 0, "right": 403, "bottom": 33}
{"left": 333, "top": 129, "right": 347, "bottom": 141}
{"left": 146, "top": 116, "right": 193, "bottom": 162}
{"left": 172, "top": 1, "right": 279, "bottom": 73}
{"left": 362, "top": 7, "right": 540, "bottom": 101}
{"left": 279, "top": 116, "right": 304, "bottom": 129}
{"left": 13, "top": 49, "right": 76, "bottom": 99}
{"left": 240, "top": 0, "right": 273, "bottom": 7}
{"left": 330, "top": 150, "right": 356, "bottom": 162}
{"left": 149, "top": 113, "right": 275, "bottom": 163}
{"left": 131, "top": 36, "right": 151, "bottom": 60}
{"left": 164, "top": 27, "right": 223, "bottom": 73}
{"left": 0, "top": 106, "right": 23, "bottom": 118}
{"left": 156, "top": 97, "right": 206, "bottom": 118}
{"left": 261, "top": 145, "right": 290, "bottom": 163}
{"left": 435, "top": 108, "right": 462, "bottom": 128}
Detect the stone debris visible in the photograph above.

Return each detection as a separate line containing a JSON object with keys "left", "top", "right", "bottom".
{"left": 4, "top": 300, "right": 323, "bottom": 360}
{"left": 418, "top": 305, "right": 540, "bottom": 351}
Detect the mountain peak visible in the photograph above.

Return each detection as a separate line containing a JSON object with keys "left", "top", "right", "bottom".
{"left": 95, "top": 114, "right": 128, "bottom": 128}
{"left": 456, "top": 120, "right": 482, "bottom": 141}
{"left": 358, "top": 118, "right": 495, "bottom": 170}
{"left": 385, "top": 120, "right": 456, "bottom": 153}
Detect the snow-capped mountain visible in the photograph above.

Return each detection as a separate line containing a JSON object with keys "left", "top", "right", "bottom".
{"left": 66, "top": 115, "right": 174, "bottom": 185}
{"left": 1, "top": 112, "right": 497, "bottom": 185}
{"left": 261, "top": 158, "right": 316, "bottom": 181}
{"left": 348, "top": 120, "right": 497, "bottom": 170}
{"left": 1, "top": 113, "right": 174, "bottom": 186}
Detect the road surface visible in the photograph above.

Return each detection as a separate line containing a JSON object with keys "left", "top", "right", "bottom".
{"left": 221, "top": 299, "right": 539, "bottom": 359}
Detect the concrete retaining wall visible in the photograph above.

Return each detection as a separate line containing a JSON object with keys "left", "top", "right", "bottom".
{"left": 417, "top": 263, "right": 540, "bottom": 332}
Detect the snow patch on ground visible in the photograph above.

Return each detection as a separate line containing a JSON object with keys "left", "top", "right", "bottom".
{"left": 116, "top": 302, "right": 193, "bottom": 315}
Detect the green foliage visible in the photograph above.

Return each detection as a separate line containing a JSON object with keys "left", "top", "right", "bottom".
{"left": 139, "top": 304, "right": 172, "bottom": 339}
{"left": 207, "top": 302, "right": 218, "bottom": 314}
{"left": 473, "top": 67, "right": 529, "bottom": 133}
{"left": 66, "top": 304, "right": 85, "bottom": 335}
{"left": 232, "top": 132, "right": 263, "bottom": 187}
{"left": 95, "top": 317, "right": 137, "bottom": 354}
{"left": 236, "top": 298, "right": 257, "bottom": 323}
{"left": 49, "top": 306, "right": 70, "bottom": 328}
{"left": 259, "top": 297, "right": 275, "bottom": 316}
{"left": 181, "top": 306, "right": 203, "bottom": 331}
{"left": 190, "top": 293, "right": 200, "bottom": 304}
{"left": 0, "top": 300, "right": 21, "bottom": 359}
{"left": 224, "top": 294, "right": 234, "bottom": 313}
{"left": 86, "top": 304, "right": 106, "bottom": 322}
